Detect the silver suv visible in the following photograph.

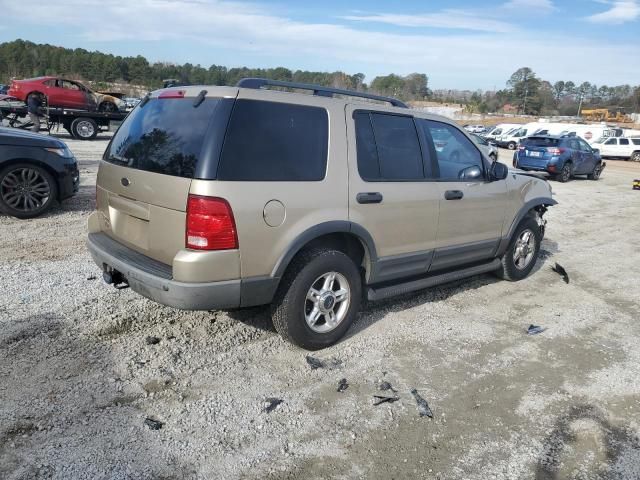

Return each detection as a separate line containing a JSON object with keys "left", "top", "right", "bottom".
{"left": 87, "top": 78, "right": 556, "bottom": 350}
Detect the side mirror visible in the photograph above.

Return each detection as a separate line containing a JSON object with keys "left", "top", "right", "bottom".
{"left": 458, "top": 165, "right": 483, "bottom": 180}
{"left": 488, "top": 141, "right": 497, "bottom": 147}
{"left": 490, "top": 161, "right": 508, "bottom": 181}
{"left": 592, "top": 148, "right": 600, "bottom": 155}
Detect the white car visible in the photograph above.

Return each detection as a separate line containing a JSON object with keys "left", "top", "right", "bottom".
{"left": 597, "top": 137, "right": 640, "bottom": 161}
{"left": 496, "top": 127, "right": 531, "bottom": 150}
{"left": 464, "top": 124, "right": 485, "bottom": 134}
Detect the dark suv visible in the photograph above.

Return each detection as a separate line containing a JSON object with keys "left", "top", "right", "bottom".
{"left": 514, "top": 135, "right": 604, "bottom": 182}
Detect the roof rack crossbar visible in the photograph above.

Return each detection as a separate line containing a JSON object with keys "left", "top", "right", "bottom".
{"left": 236, "top": 78, "right": 408, "bottom": 108}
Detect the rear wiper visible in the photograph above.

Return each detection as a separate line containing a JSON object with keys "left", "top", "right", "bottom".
{"left": 139, "top": 94, "right": 151, "bottom": 108}
{"left": 193, "top": 90, "right": 207, "bottom": 108}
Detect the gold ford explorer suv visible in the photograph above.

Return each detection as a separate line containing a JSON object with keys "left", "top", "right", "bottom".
{"left": 87, "top": 78, "right": 556, "bottom": 350}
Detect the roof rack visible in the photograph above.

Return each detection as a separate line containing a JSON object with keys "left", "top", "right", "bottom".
{"left": 236, "top": 78, "right": 408, "bottom": 108}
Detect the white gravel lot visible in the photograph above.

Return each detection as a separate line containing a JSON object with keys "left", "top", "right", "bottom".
{"left": 1, "top": 132, "right": 640, "bottom": 479}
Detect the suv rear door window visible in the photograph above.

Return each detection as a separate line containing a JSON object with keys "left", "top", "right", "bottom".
{"left": 105, "top": 97, "right": 222, "bottom": 178}
{"left": 370, "top": 113, "right": 423, "bottom": 180}
{"left": 632, "top": 139, "right": 640, "bottom": 146}
{"left": 619, "top": 138, "right": 629, "bottom": 145}
{"left": 217, "top": 100, "right": 328, "bottom": 181}
{"left": 420, "top": 120, "right": 484, "bottom": 181}
{"left": 353, "top": 112, "right": 425, "bottom": 181}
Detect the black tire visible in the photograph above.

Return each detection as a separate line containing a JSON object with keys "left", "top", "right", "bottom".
{"left": 271, "top": 248, "right": 362, "bottom": 350}
{"left": 98, "top": 101, "right": 117, "bottom": 113}
{"left": 507, "top": 141, "right": 517, "bottom": 150}
{"left": 0, "top": 163, "right": 57, "bottom": 219}
{"left": 555, "top": 163, "right": 572, "bottom": 183}
{"left": 496, "top": 216, "right": 541, "bottom": 281}
{"left": 631, "top": 152, "right": 640, "bottom": 162}
{"left": 71, "top": 117, "right": 98, "bottom": 140}
{"left": 587, "top": 162, "right": 603, "bottom": 180}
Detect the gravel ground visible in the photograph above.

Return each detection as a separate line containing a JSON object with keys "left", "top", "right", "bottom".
{"left": 1, "top": 132, "right": 640, "bottom": 479}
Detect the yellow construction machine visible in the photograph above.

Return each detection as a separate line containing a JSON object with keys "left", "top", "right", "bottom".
{"left": 581, "top": 108, "right": 633, "bottom": 123}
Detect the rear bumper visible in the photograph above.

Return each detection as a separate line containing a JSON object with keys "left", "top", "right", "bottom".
{"left": 87, "top": 232, "right": 241, "bottom": 310}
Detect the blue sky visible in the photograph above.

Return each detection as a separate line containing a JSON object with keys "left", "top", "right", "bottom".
{"left": 0, "top": 0, "right": 638, "bottom": 89}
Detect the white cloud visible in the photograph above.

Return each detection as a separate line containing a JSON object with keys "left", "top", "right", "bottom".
{"left": 502, "top": 0, "right": 556, "bottom": 11}
{"left": 0, "top": 0, "right": 638, "bottom": 89}
{"left": 585, "top": 0, "right": 640, "bottom": 24}
{"left": 340, "top": 10, "right": 514, "bottom": 33}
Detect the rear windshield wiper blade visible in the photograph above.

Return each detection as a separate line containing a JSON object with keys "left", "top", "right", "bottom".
{"left": 193, "top": 90, "right": 207, "bottom": 108}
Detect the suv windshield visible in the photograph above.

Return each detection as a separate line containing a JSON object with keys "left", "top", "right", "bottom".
{"left": 522, "top": 137, "right": 560, "bottom": 147}
{"left": 105, "top": 97, "right": 221, "bottom": 178}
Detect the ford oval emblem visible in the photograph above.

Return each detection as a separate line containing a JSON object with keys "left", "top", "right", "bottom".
{"left": 121, "top": 177, "right": 130, "bottom": 187}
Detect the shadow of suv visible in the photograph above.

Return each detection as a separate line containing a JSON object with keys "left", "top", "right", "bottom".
{"left": 87, "top": 78, "right": 556, "bottom": 350}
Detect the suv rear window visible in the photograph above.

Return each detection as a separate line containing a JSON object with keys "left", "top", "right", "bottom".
{"left": 105, "top": 98, "right": 221, "bottom": 178}
{"left": 632, "top": 139, "right": 640, "bottom": 146}
{"left": 217, "top": 100, "right": 328, "bottom": 181}
{"left": 522, "top": 137, "right": 560, "bottom": 147}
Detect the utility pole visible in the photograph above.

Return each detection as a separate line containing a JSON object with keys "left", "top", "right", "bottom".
{"left": 577, "top": 93, "right": 584, "bottom": 119}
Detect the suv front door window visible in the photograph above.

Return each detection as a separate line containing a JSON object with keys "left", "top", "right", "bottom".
{"left": 419, "top": 119, "right": 508, "bottom": 269}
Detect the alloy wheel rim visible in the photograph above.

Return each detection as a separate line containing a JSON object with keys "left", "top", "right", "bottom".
{"left": 1, "top": 167, "right": 51, "bottom": 212}
{"left": 513, "top": 229, "right": 536, "bottom": 270}
{"left": 304, "top": 271, "right": 350, "bottom": 333}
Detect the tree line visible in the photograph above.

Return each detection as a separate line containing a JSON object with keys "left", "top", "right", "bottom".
{"left": 457, "top": 67, "right": 640, "bottom": 116}
{"left": 0, "top": 39, "right": 429, "bottom": 100}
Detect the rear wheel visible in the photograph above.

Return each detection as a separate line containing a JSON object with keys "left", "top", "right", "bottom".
{"left": 71, "top": 117, "right": 98, "bottom": 140}
{"left": 587, "top": 162, "right": 603, "bottom": 180}
{"left": 496, "top": 216, "right": 541, "bottom": 281}
{"left": 507, "top": 141, "right": 517, "bottom": 150}
{"left": 0, "top": 163, "right": 57, "bottom": 219}
{"left": 271, "top": 248, "right": 362, "bottom": 350}
{"left": 555, "top": 163, "right": 572, "bottom": 183}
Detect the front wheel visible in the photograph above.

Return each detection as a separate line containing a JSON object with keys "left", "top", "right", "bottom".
{"left": 271, "top": 248, "right": 362, "bottom": 350}
{"left": 496, "top": 216, "right": 541, "bottom": 281}
{"left": 507, "top": 142, "right": 517, "bottom": 150}
{"left": 631, "top": 152, "right": 640, "bottom": 162}
{"left": 98, "top": 102, "right": 117, "bottom": 113}
{"left": 587, "top": 162, "right": 603, "bottom": 180}
{"left": 0, "top": 163, "right": 57, "bottom": 219}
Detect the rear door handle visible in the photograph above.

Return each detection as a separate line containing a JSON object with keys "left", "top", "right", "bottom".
{"left": 356, "top": 192, "right": 383, "bottom": 204}
{"left": 444, "top": 190, "right": 464, "bottom": 200}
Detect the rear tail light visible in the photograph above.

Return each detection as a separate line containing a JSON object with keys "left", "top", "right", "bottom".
{"left": 186, "top": 195, "right": 238, "bottom": 250}
{"left": 547, "top": 147, "right": 565, "bottom": 155}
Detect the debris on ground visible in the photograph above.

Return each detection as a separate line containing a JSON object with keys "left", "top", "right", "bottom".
{"left": 86, "top": 275, "right": 96, "bottom": 281}
{"left": 263, "top": 397, "right": 284, "bottom": 413}
{"left": 373, "top": 395, "right": 400, "bottom": 406}
{"left": 144, "top": 417, "right": 163, "bottom": 430}
{"left": 337, "top": 378, "right": 348, "bottom": 393}
{"left": 551, "top": 262, "right": 570, "bottom": 284}
{"left": 145, "top": 336, "right": 161, "bottom": 345}
{"left": 410, "top": 389, "right": 434, "bottom": 418}
{"left": 305, "top": 355, "right": 324, "bottom": 369}
{"left": 379, "top": 381, "right": 397, "bottom": 393}
{"left": 527, "top": 324, "right": 546, "bottom": 335}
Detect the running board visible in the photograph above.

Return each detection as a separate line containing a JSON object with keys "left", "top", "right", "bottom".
{"left": 367, "top": 259, "right": 501, "bottom": 302}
